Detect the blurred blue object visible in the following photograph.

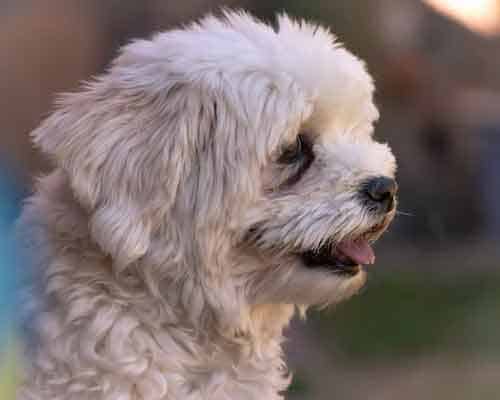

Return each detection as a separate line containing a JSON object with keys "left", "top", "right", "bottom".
{"left": 0, "top": 168, "right": 23, "bottom": 341}
{"left": 0, "top": 165, "right": 24, "bottom": 398}
{"left": 479, "top": 126, "right": 500, "bottom": 238}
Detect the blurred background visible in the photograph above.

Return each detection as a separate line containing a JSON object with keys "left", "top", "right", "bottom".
{"left": 1, "top": 0, "right": 500, "bottom": 398}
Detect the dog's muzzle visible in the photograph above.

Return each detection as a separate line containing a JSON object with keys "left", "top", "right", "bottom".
{"left": 301, "top": 176, "right": 398, "bottom": 276}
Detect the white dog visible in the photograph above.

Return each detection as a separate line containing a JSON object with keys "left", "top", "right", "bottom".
{"left": 17, "top": 11, "right": 397, "bottom": 400}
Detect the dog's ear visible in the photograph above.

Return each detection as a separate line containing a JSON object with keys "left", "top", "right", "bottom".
{"left": 32, "top": 75, "right": 190, "bottom": 271}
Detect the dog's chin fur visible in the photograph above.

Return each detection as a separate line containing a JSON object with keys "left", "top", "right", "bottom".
{"left": 17, "top": 10, "right": 396, "bottom": 400}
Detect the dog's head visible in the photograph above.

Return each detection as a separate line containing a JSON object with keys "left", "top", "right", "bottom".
{"left": 33, "top": 11, "right": 396, "bottom": 327}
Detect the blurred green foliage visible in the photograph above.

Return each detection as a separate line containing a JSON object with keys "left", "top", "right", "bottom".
{"left": 287, "top": 372, "right": 310, "bottom": 396}
{"left": 311, "top": 271, "right": 500, "bottom": 361}
{"left": 0, "top": 336, "right": 19, "bottom": 400}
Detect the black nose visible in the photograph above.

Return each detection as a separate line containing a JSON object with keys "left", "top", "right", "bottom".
{"left": 362, "top": 176, "right": 398, "bottom": 212}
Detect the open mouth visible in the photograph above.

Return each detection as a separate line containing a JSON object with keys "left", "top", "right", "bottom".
{"left": 243, "top": 217, "right": 393, "bottom": 277}
{"left": 300, "top": 239, "right": 375, "bottom": 276}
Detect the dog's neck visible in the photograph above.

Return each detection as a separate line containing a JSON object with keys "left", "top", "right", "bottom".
{"left": 21, "top": 170, "right": 294, "bottom": 400}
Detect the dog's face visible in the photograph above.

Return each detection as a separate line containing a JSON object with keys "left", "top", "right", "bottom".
{"left": 240, "top": 127, "right": 396, "bottom": 308}
{"left": 219, "top": 14, "right": 397, "bottom": 308}
{"left": 34, "top": 12, "right": 396, "bottom": 323}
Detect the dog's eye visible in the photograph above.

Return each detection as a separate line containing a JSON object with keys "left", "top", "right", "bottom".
{"left": 278, "top": 135, "right": 304, "bottom": 164}
{"left": 276, "top": 134, "right": 315, "bottom": 188}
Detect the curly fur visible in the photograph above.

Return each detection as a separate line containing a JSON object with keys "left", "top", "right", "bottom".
{"left": 17, "top": 11, "right": 396, "bottom": 400}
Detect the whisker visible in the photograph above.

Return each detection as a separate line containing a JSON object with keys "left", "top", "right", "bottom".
{"left": 396, "top": 210, "right": 414, "bottom": 217}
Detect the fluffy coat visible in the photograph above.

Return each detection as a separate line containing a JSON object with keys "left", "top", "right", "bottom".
{"left": 17, "top": 11, "right": 396, "bottom": 400}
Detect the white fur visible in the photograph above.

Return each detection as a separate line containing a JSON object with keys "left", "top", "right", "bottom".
{"left": 17, "top": 11, "right": 396, "bottom": 400}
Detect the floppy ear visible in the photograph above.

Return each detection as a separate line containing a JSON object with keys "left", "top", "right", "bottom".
{"left": 32, "top": 75, "right": 191, "bottom": 272}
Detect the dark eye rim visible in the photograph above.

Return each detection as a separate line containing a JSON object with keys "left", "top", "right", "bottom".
{"left": 278, "top": 134, "right": 305, "bottom": 164}
{"left": 277, "top": 133, "right": 315, "bottom": 187}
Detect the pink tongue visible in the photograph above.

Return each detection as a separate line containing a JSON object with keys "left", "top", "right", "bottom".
{"left": 336, "top": 240, "right": 375, "bottom": 265}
